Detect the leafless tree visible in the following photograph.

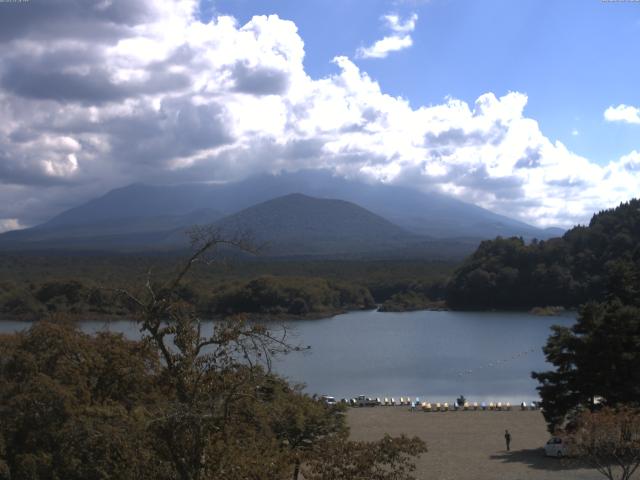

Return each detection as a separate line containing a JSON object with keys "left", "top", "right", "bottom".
{"left": 116, "top": 226, "right": 300, "bottom": 480}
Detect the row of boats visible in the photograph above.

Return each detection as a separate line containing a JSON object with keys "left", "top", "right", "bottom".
{"left": 328, "top": 395, "right": 541, "bottom": 411}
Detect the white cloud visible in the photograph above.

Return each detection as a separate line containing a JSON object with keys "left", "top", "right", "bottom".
{"left": 356, "top": 35, "right": 413, "bottom": 59}
{"left": 0, "top": 1, "right": 638, "bottom": 229}
{"left": 384, "top": 13, "right": 418, "bottom": 33}
{"left": 0, "top": 218, "right": 23, "bottom": 233}
{"left": 356, "top": 13, "right": 417, "bottom": 59}
{"left": 604, "top": 104, "right": 640, "bottom": 124}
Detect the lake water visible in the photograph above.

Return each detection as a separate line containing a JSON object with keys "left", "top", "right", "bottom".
{"left": 0, "top": 309, "right": 575, "bottom": 404}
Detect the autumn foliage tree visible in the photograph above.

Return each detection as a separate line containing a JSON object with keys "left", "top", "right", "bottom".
{"left": 0, "top": 321, "right": 167, "bottom": 480}
{"left": 304, "top": 434, "right": 427, "bottom": 480}
{"left": 566, "top": 407, "right": 640, "bottom": 480}
{"left": 0, "top": 228, "right": 426, "bottom": 480}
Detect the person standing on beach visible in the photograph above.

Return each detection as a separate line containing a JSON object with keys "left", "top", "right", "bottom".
{"left": 504, "top": 430, "right": 512, "bottom": 451}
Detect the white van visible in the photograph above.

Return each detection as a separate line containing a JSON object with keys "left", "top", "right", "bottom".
{"left": 544, "top": 437, "right": 568, "bottom": 457}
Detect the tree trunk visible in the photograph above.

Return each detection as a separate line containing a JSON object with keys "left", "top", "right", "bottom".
{"left": 292, "top": 458, "right": 301, "bottom": 480}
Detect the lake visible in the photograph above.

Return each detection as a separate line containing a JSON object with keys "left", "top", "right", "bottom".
{"left": 0, "top": 309, "right": 574, "bottom": 404}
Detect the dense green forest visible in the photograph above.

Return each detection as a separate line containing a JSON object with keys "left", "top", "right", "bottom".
{"left": 0, "top": 256, "right": 453, "bottom": 319}
{"left": 446, "top": 199, "right": 640, "bottom": 310}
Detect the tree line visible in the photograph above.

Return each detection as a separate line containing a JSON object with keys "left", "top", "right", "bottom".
{"left": 0, "top": 269, "right": 450, "bottom": 320}
{"left": 446, "top": 199, "right": 640, "bottom": 310}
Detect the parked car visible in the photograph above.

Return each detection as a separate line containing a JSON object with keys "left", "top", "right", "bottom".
{"left": 355, "top": 395, "right": 377, "bottom": 407}
{"left": 321, "top": 395, "right": 337, "bottom": 406}
{"left": 544, "top": 437, "right": 568, "bottom": 457}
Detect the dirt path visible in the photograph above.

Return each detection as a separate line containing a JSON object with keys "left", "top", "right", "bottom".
{"left": 347, "top": 407, "right": 602, "bottom": 480}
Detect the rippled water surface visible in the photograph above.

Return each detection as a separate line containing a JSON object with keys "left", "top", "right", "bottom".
{"left": 0, "top": 309, "right": 575, "bottom": 403}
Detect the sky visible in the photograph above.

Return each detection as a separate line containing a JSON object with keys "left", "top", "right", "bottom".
{"left": 0, "top": 0, "right": 639, "bottom": 232}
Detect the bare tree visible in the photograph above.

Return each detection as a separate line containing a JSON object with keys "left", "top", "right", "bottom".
{"left": 117, "top": 226, "right": 299, "bottom": 480}
{"left": 112, "top": 226, "right": 426, "bottom": 480}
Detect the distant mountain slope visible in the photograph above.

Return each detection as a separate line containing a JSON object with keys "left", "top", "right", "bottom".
{"left": 209, "top": 193, "right": 422, "bottom": 256}
{"left": 42, "top": 184, "right": 217, "bottom": 228}
{"left": 36, "top": 170, "right": 560, "bottom": 240}
{"left": 0, "top": 209, "right": 223, "bottom": 250}
{"left": 0, "top": 192, "right": 479, "bottom": 259}
{"left": 0, "top": 170, "right": 564, "bottom": 256}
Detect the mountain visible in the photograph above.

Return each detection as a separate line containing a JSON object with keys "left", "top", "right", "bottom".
{"left": 0, "top": 209, "right": 223, "bottom": 251}
{"left": 37, "top": 170, "right": 559, "bottom": 238}
{"left": 0, "top": 170, "right": 563, "bottom": 256}
{"left": 205, "top": 193, "right": 421, "bottom": 256}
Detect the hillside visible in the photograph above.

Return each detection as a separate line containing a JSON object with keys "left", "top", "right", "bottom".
{"left": 9, "top": 170, "right": 560, "bottom": 241}
{"left": 208, "top": 193, "right": 422, "bottom": 256}
{"left": 3, "top": 193, "right": 474, "bottom": 258}
{"left": 0, "top": 209, "right": 223, "bottom": 251}
{"left": 445, "top": 199, "right": 640, "bottom": 309}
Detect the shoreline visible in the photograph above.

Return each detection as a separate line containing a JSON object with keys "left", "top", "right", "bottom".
{"left": 0, "top": 305, "right": 578, "bottom": 323}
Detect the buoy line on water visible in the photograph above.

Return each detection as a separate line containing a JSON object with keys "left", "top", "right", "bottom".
{"left": 450, "top": 347, "right": 539, "bottom": 378}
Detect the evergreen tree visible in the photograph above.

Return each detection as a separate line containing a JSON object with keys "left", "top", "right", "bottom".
{"left": 533, "top": 301, "right": 640, "bottom": 432}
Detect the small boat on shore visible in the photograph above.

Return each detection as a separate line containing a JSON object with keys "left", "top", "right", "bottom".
{"left": 342, "top": 394, "right": 540, "bottom": 413}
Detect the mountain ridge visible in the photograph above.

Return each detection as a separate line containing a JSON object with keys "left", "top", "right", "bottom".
{"left": 37, "top": 170, "right": 560, "bottom": 238}
{"left": 0, "top": 171, "right": 564, "bottom": 258}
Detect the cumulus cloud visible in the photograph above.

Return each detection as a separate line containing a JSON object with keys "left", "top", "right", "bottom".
{"left": 356, "top": 13, "right": 417, "bottom": 59}
{"left": 604, "top": 104, "right": 640, "bottom": 124}
{"left": 0, "top": 0, "right": 638, "bottom": 229}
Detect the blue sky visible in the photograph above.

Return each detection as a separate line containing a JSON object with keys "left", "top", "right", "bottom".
{"left": 206, "top": 0, "right": 640, "bottom": 165}
{"left": 0, "top": 0, "right": 639, "bottom": 230}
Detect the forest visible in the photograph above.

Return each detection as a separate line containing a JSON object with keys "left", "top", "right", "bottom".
{"left": 446, "top": 199, "right": 640, "bottom": 310}
{"left": 0, "top": 255, "right": 452, "bottom": 320}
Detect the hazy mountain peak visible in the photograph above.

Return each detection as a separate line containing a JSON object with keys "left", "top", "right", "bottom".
{"left": 0, "top": 170, "right": 565, "bottom": 256}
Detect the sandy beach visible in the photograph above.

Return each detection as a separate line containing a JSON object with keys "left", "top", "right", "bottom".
{"left": 347, "top": 407, "right": 602, "bottom": 480}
